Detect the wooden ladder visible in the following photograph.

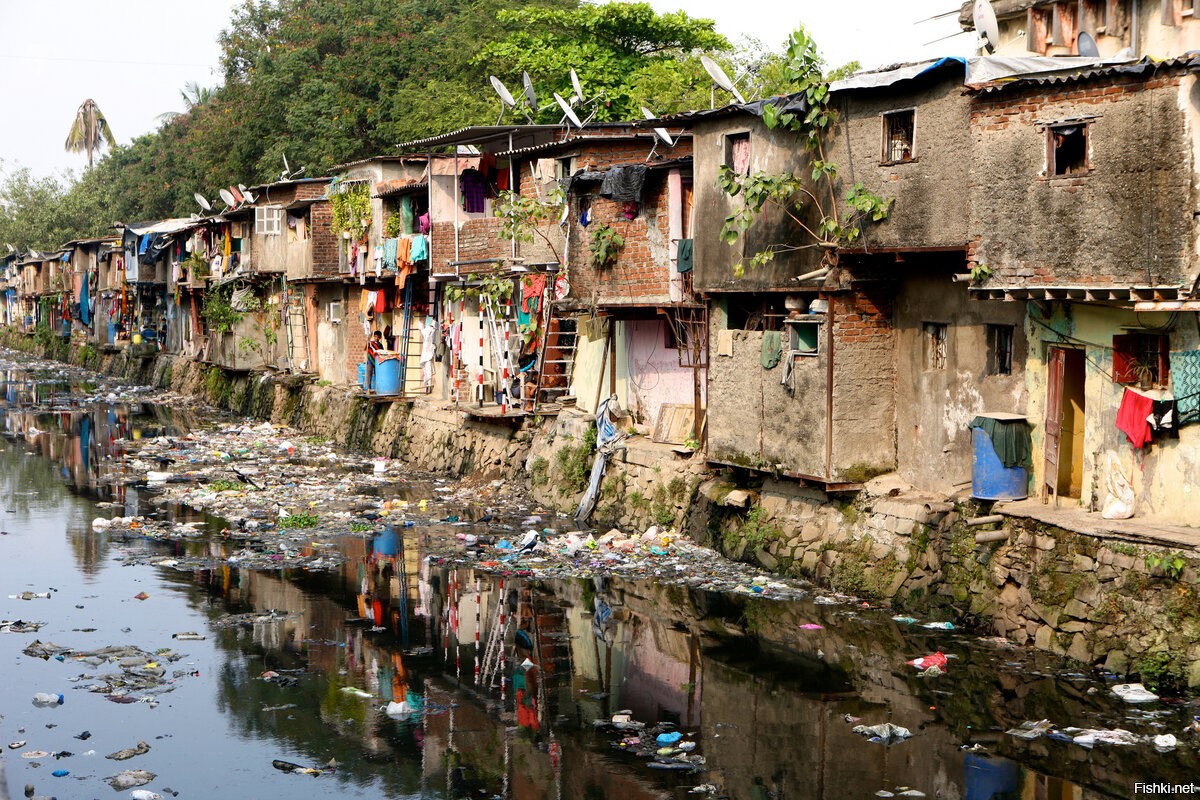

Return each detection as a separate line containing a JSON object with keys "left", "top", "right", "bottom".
{"left": 533, "top": 308, "right": 577, "bottom": 412}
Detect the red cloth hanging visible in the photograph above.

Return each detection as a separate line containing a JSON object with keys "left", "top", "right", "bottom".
{"left": 1116, "top": 387, "right": 1154, "bottom": 449}
{"left": 375, "top": 288, "right": 387, "bottom": 314}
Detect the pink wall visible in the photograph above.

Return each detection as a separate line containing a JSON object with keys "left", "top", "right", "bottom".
{"left": 622, "top": 319, "right": 704, "bottom": 429}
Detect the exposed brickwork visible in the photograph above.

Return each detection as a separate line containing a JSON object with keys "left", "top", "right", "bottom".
{"left": 310, "top": 200, "right": 338, "bottom": 274}
{"left": 830, "top": 287, "right": 897, "bottom": 480}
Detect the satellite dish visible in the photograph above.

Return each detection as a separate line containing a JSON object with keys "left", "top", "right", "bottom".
{"left": 554, "top": 93, "right": 584, "bottom": 129}
{"left": 640, "top": 106, "right": 674, "bottom": 147}
{"left": 1076, "top": 31, "right": 1100, "bottom": 57}
{"left": 522, "top": 71, "right": 539, "bottom": 112}
{"left": 569, "top": 69, "right": 584, "bottom": 104}
{"left": 973, "top": 0, "right": 1000, "bottom": 54}
{"left": 700, "top": 55, "right": 746, "bottom": 104}
{"left": 490, "top": 75, "right": 516, "bottom": 108}
{"left": 1114, "top": 45, "right": 1135, "bottom": 59}
{"left": 229, "top": 186, "right": 244, "bottom": 204}
{"left": 237, "top": 183, "right": 258, "bottom": 203}
{"left": 218, "top": 188, "right": 237, "bottom": 209}
{"left": 194, "top": 193, "right": 212, "bottom": 212}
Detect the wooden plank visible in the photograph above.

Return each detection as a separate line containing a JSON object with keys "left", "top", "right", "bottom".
{"left": 652, "top": 403, "right": 697, "bottom": 445}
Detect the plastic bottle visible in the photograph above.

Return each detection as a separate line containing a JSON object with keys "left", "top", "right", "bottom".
{"left": 31, "top": 692, "right": 64, "bottom": 707}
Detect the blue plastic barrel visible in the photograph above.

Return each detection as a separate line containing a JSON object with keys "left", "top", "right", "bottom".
{"left": 971, "top": 427, "right": 1028, "bottom": 501}
{"left": 375, "top": 357, "right": 400, "bottom": 395}
{"left": 357, "top": 362, "right": 370, "bottom": 390}
{"left": 107, "top": 323, "right": 116, "bottom": 344}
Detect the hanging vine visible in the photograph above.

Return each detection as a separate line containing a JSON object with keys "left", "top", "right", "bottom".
{"left": 330, "top": 182, "right": 371, "bottom": 237}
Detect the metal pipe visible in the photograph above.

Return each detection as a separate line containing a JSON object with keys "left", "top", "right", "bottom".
{"left": 824, "top": 295, "right": 835, "bottom": 482}
{"left": 1131, "top": 0, "right": 1140, "bottom": 57}
{"left": 795, "top": 268, "right": 829, "bottom": 283}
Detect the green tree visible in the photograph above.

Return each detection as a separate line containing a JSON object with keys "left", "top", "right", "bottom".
{"left": 64, "top": 99, "right": 117, "bottom": 169}
{"left": 475, "top": 2, "right": 729, "bottom": 121}
{"left": 718, "top": 29, "right": 890, "bottom": 277}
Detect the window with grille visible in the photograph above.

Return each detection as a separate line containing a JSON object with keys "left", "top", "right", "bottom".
{"left": 882, "top": 110, "right": 915, "bottom": 163}
{"left": 255, "top": 206, "right": 283, "bottom": 235}
{"left": 923, "top": 322, "right": 947, "bottom": 370}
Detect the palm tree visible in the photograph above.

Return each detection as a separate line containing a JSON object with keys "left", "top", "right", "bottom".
{"left": 64, "top": 99, "right": 117, "bottom": 169}
{"left": 157, "top": 81, "right": 215, "bottom": 125}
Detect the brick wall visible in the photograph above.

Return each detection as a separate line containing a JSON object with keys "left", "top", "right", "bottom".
{"left": 310, "top": 201, "right": 338, "bottom": 274}
{"left": 429, "top": 218, "right": 509, "bottom": 275}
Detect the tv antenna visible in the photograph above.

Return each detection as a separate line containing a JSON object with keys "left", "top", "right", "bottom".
{"left": 490, "top": 75, "right": 525, "bottom": 124}
{"left": 640, "top": 106, "right": 674, "bottom": 148}
{"left": 973, "top": 0, "right": 999, "bottom": 54}
{"left": 569, "top": 69, "right": 584, "bottom": 105}
{"left": 1076, "top": 31, "right": 1100, "bottom": 57}
{"left": 554, "top": 93, "right": 584, "bottom": 129}
{"left": 701, "top": 55, "right": 745, "bottom": 105}
{"left": 238, "top": 184, "right": 257, "bottom": 203}
{"left": 522, "top": 71, "right": 539, "bottom": 114}
{"left": 279, "top": 153, "right": 305, "bottom": 182}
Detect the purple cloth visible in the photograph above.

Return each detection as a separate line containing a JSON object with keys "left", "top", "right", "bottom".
{"left": 460, "top": 169, "right": 487, "bottom": 213}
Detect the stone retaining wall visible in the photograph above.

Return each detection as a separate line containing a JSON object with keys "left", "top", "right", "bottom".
{"left": 7, "top": 330, "right": 1200, "bottom": 687}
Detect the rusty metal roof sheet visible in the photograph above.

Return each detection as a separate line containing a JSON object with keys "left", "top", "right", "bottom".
{"left": 969, "top": 53, "right": 1200, "bottom": 92}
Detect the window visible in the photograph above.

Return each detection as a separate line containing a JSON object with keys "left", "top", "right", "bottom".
{"left": 882, "top": 110, "right": 915, "bottom": 163}
{"left": 327, "top": 301, "right": 344, "bottom": 324}
{"left": 923, "top": 322, "right": 947, "bottom": 370}
{"left": 987, "top": 324, "right": 1014, "bottom": 375}
{"left": 1185, "top": 0, "right": 1197, "bottom": 16}
{"left": 1113, "top": 332, "right": 1170, "bottom": 387}
{"left": 725, "top": 132, "right": 750, "bottom": 175}
{"left": 1048, "top": 124, "right": 1089, "bottom": 176}
{"left": 255, "top": 206, "right": 283, "bottom": 236}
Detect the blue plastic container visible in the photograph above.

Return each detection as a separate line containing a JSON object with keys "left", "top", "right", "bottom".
{"left": 375, "top": 357, "right": 401, "bottom": 395}
{"left": 971, "top": 427, "right": 1028, "bottom": 501}
{"left": 107, "top": 322, "right": 116, "bottom": 344}
{"left": 358, "top": 361, "right": 367, "bottom": 388}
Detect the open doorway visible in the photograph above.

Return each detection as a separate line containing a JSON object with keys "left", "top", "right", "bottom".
{"left": 1043, "top": 346, "right": 1086, "bottom": 501}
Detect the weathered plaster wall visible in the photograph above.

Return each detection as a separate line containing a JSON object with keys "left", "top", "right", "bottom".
{"left": 828, "top": 71, "right": 972, "bottom": 249}
{"left": 971, "top": 73, "right": 1197, "bottom": 286}
{"left": 691, "top": 118, "right": 821, "bottom": 291}
{"left": 705, "top": 299, "right": 828, "bottom": 477}
{"left": 1023, "top": 303, "right": 1200, "bottom": 522}
{"left": 829, "top": 288, "right": 898, "bottom": 482}
{"left": 893, "top": 269, "right": 1027, "bottom": 493}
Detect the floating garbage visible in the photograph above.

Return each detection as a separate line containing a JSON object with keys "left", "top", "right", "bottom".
{"left": 1154, "top": 733, "right": 1178, "bottom": 751}
{"left": 107, "top": 741, "right": 151, "bottom": 761}
{"left": 1111, "top": 683, "right": 1158, "bottom": 703}
{"left": 1005, "top": 719, "right": 1052, "bottom": 741}
{"left": 130, "top": 791, "right": 163, "bottom": 800}
{"left": 852, "top": 722, "right": 913, "bottom": 745}
{"left": 920, "top": 621, "right": 955, "bottom": 630}
{"left": 106, "top": 769, "right": 156, "bottom": 790}
{"left": 271, "top": 758, "right": 337, "bottom": 776}
{"left": 31, "top": 692, "right": 64, "bottom": 707}
{"left": 655, "top": 731, "right": 683, "bottom": 746}
{"left": 906, "top": 652, "right": 947, "bottom": 671}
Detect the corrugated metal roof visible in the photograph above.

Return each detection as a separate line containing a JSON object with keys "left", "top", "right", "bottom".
{"left": 374, "top": 181, "right": 429, "bottom": 198}
{"left": 330, "top": 154, "right": 430, "bottom": 171}
{"left": 246, "top": 176, "right": 332, "bottom": 192}
{"left": 639, "top": 94, "right": 809, "bottom": 127}
{"left": 396, "top": 125, "right": 563, "bottom": 150}
{"left": 970, "top": 54, "right": 1200, "bottom": 92}
{"left": 958, "top": 0, "right": 1043, "bottom": 28}
{"left": 496, "top": 131, "right": 688, "bottom": 158}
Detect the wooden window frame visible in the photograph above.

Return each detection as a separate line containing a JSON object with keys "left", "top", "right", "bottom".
{"left": 1045, "top": 122, "right": 1092, "bottom": 178}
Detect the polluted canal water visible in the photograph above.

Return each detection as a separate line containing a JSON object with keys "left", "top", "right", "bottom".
{"left": 1, "top": 353, "right": 1198, "bottom": 800}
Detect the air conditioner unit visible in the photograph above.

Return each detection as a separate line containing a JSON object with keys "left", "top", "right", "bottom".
{"left": 327, "top": 300, "right": 343, "bottom": 324}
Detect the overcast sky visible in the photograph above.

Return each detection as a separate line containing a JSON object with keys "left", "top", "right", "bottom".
{"left": 0, "top": 0, "right": 971, "bottom": 180}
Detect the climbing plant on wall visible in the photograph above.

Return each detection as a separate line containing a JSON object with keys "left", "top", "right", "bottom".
{"left": 495, "top": 187, "right": 565, "bottom": 264}
{"left": 718, "top": 27, "right": 892, "bottom": 277}
{"left": 330, "top": 183, "right": 371, "bottom": 238}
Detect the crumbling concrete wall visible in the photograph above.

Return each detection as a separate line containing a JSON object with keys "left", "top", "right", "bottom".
{"left": 827, "top": 68, "right": 973, "bottom": 249}
{"left": 893, "top": 267, "right": 1027, "bottom": 494}
{"left": 970, "top": 73, "right": 1197, "bottom": 287}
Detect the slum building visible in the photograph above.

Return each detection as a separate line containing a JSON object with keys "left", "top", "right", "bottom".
{"left": 966, "top": 55, "right": 1200, "bottom": 521}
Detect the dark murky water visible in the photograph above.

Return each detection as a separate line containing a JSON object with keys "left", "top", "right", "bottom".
{"left": 0, "top": 355, "right": 1193, "bottom": 800}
